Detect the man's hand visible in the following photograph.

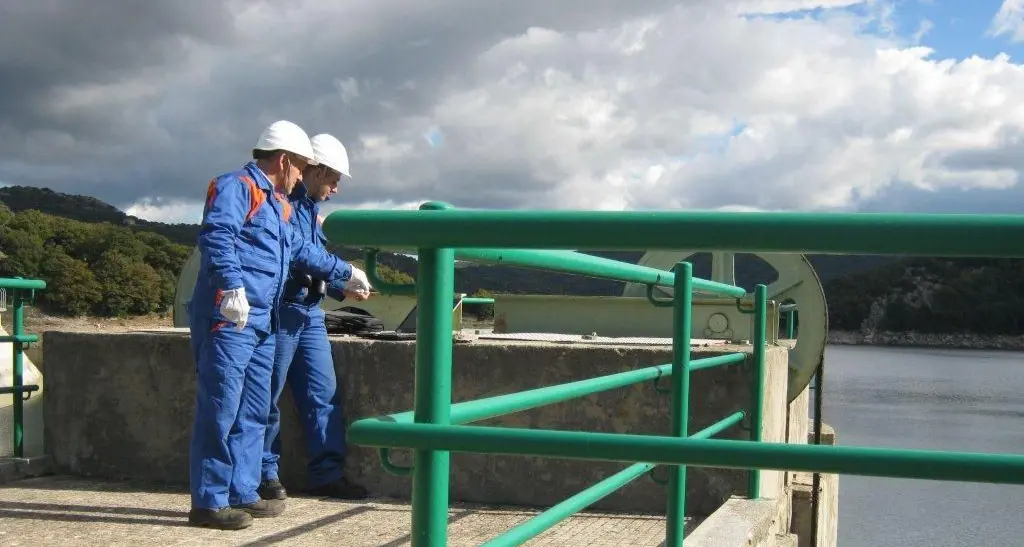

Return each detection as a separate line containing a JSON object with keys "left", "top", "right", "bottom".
{"left": 220, "top": 287, "right": 250, "bottom": 331}
{"left": 347, "top": 266, "right": 372, "bottom": 295}
{"left": 343, "top": 288, "right": 371, "bottom": 301}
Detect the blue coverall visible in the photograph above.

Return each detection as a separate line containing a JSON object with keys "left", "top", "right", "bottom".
{"left": 188, "top": 161, "right": 353, "bottom": 511}
{"left": 261, "top": 181, "right": 351, "bottom": 490}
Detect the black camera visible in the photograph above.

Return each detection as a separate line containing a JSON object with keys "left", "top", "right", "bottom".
{"left": 293, "top": 270, "right": 327, "bottom": 297}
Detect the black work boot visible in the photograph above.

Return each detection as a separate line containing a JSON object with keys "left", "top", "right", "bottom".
{"left": 188, "top": 507, "right": 253, "bottom": 530}
{"left": 258, "top": 479, "right": 288, "bottom": 500}
{"left": 231, "top": 498, "right": 286, "bottom": 518}
{"left": 306, "top": 477, "right": 369, "bottom": 500}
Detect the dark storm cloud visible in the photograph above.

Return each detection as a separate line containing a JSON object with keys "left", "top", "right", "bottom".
{"left": 0, "top": 0, "right": 687, "bottom": 210}
{"left": 857, "top": 183, "right": 1024, "bottom": 215}
{"left": 0, "top": 0, "right": 242, "bottom": 132}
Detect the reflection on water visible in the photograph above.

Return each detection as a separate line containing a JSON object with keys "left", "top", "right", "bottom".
{"left": 823, "top": 345, "right": 1024, "bottom": 547}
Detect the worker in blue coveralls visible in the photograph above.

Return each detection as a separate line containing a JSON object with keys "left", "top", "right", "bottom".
{"left": 187, "top": 120, "right": 372, "bottom": 530}
{"left": 258, "top": 133, "right": 371, "bottom": 502}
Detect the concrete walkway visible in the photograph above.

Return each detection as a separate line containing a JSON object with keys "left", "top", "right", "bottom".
{"left": 0, "top": 475, "right": 678, "bottom": 546}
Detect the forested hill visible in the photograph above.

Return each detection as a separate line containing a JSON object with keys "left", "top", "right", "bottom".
{"left": 0, "top": 186, "right": 201, "bottom": 246}
{"left": 1, "top": 185, "right": 1020, "bottom": 335}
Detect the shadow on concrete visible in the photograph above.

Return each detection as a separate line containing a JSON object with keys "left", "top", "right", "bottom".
{"left": 235, "top": 502, "right": 475, "bottom": 546}
{"left": 375, "top": 509, "right": 474, "bottom": 547}
{"left": 0, "top": 500, "right": 191, "bottom": 527}
{"left": 3, "top": 475, "right": 186, "bottom": 494}
{"left": 239, "top": 505, "right": 375, "bottom": 546}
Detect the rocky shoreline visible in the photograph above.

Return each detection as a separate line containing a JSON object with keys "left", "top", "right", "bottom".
{"left": 827, "top": 330, "right": 1024, "bottom": 351}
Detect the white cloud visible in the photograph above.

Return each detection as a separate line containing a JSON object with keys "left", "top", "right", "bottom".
{"left": 125, "top": 199, "right": 204, "bottom": 224}
{"left": 912, "top": 18, "right": 934, "bottom": 44}
{"left": 990, "top": 0, "right": 1024, "bottom": 42}
{"left": 731, "top": 0, "right": 867, "bottom": 15}
{"left": 8, "top": 0, "right": 1024, "bottom": 217}
{"left": 354, "top": 5, "right": 1024, "bottom": 212}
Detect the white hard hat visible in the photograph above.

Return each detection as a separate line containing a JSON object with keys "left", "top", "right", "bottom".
{"left": 310, "top": 133, "right": 351, "bottom": 177}
{"left": 254, "top": 120, "right": 318, "bottom": 165}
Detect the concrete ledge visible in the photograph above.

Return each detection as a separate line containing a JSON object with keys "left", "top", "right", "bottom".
{"left": 685, "top": 496, "right": 782, "bottom": 547}
{"left": 0, "top": 454, "right": 52, "bottom": 484}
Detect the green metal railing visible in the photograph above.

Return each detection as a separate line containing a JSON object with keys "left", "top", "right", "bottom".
{"left": 0, "top": 277, "right": 46, "bottom": 458}
{"left": 322, "top": 203, "right": 1024, "bottom": 547}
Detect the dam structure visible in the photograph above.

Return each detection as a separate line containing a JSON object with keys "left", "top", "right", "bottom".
{"left": 3, "top": 202, "right": 1024, "bottom": 546}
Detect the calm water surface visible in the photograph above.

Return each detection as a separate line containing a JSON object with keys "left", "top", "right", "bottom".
{"left": 824, "top": 345, "right": 1024, "bottom": 546}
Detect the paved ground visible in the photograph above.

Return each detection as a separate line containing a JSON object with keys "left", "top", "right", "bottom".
{"left": 0, "top": 475, "right": 683, "bottom": 546}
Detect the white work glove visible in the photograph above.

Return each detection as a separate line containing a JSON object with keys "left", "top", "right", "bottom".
{"left": 220, "top": 287, "right": 250, "bottom": 331}
{"left": 346, "top": 266, "right": 372, "bottom": 297}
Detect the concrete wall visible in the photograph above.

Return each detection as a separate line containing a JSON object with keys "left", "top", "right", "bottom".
{"left": 42, "top": 331, "right": 794, "bottom": 516}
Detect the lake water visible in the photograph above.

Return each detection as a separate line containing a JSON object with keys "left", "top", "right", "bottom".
{"left": 824, "top": 345, "right": 1024, "bottom": 546}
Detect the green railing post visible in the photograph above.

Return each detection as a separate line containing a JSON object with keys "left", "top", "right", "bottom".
{"left": 410, "top": 202, "right": 455, "bottom": 547}
{"left": 12, "top": 288, "right": 26, "bottom": 457}
{"left": 666, "top": 261, "right": 693, "bottom": 546}
{"left": 748, "top": 284, "right": 768, "bottom": 498}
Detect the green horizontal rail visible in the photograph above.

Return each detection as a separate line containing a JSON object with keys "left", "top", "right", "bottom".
{"left": 382, "top": 353, "right": 747, "bottom": 426}
{"left": 483, "top": 410, "right": 746, "bottom": 547}
{"left": 695, "top": 411, "right": 746, "bottom": 438}
{"left": 691, "top": 352, "right": 746, "bottom": 372}
{"left": 0, "top": 385, "right": 38, "bottom": 396}
{"left": 453, "top": 248, "right": 745, "bottom": 297}
{"left": 322, "top": 209, "right": 1024, "bottom": 256}
{"left": 461, "top": 297, "right": 495, "bottom": 305}
{"left": 0, "top": 278, "right": 47, "bottom": 290}
{"left": 0, "top": 334, "right": 39, "bottom": 344}
{"left": 347, "top": 421, "right": 1024, "bottom": 485}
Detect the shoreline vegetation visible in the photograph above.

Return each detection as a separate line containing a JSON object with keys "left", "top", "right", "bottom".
{"left": 827, "top": 330, "right": 1024, "bottom": 351}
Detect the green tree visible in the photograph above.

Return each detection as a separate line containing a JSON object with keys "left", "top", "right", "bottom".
{"left": 92, "top": 250, "right": 165, "bottom": 316}
{"left": 38, "top": 246, "right": 103, "bottom": 315}
{"left": 0, "top": 229, "right": 47, "bottom": 277}
{"left": 0, "top": 202, "right": 14, "bottom": 229}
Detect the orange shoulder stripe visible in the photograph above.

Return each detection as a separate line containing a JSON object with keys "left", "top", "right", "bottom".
{"left": 204, "top": 178, "right": 218, "bottom": 210}
{"left": 239, "top": 176, "right": 266, "bottom": 222}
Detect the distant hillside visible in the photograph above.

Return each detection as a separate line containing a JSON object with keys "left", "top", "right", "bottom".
{"left": 3, "top": 184, "right": 1020, "bottom": 334}
{"left": 0, "top": 186, "right": 200, "bottom": 246}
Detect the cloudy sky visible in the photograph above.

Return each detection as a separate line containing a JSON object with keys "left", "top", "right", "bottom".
{"left": 4, "top": 0, "right": 1024, "bottom": 223}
